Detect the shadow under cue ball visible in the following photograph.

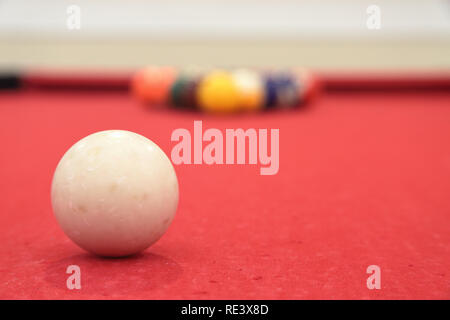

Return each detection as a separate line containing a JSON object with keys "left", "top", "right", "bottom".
{"left": 51, "top": 130, "right": 179, "bottom": 258}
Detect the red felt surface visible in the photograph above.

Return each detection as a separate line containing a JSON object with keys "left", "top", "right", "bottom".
{"left": 0, "top": 89, "right": 449, "bottom": 299}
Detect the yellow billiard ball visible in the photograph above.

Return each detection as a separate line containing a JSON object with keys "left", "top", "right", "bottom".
{"left": 197, "top": 70, "right": 240, "bottom": 113}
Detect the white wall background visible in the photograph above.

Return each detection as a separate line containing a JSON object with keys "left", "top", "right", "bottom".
{"left": 0, "top": 0, "right": 449, "bottom": 40}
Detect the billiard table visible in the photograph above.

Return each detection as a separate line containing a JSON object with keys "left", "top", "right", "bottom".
{"left": 0, "top": 71, "right": 449, "bottom": 299}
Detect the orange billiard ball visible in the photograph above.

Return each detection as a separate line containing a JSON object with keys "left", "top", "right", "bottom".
{"left": 131, "top": 66, "right": 177, "bottom": 105}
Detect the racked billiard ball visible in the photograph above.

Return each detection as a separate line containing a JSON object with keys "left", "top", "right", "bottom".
{"left": 197, "top": 70, "right": 240, "bottom": 113}
{"left": 170, "top": 75, "right": 189, "bottom": 107}
{"left": 231, "top": 68, "right": 264, "bottom": 112}
{"left": 263, "top": 73, "right": 278, "bottom": 109}
{"left": 131, "top": 66, "right": 177, "bottom": 105}
{"left": 292, "top": 67, "right": 321, "bottom": 104}
{"left": 275, "top": 72, "right": 300, "bottom": 108}
{"left": 171, "top": 73, "right": 200, "bottom": 109}
{"left": 51, "top": 130, "right": 179, "bottom": 257}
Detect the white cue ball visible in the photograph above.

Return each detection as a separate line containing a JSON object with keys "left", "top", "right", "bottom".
{"left": 51, "top": 130, "right": 179, "bottom": 257}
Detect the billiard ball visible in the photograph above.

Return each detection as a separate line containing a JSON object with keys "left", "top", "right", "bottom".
{"left": 263, "top": 73, "right": 278, "bottom": 109}
{"left": 170, "top": 75, "right": 189, "bottom": 107}
{"left": 292, "top": 68, "right": 320, "bottom": 104}
{"left": 274, "top": 72, "right": 300, "bottom": 108}
{"left": 51, "top": 130, "right": 179, "bottom": 257}
{"left": 197, "top": 70, "right": 240, "bottom": 113}
{"left": 131, "top": 66, "right": 177, "bottom": 105}
{"left": 182, "top": 77, "right": 200, "bottom": 109}
{"left": 231, "top": 68, "right": 264, "bottom": 112}
{"left": 170, "top": 73, "right": 200, "bottom": 109}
